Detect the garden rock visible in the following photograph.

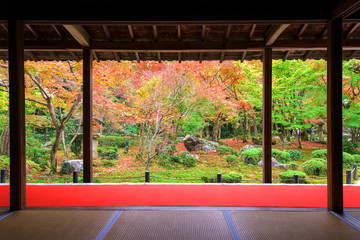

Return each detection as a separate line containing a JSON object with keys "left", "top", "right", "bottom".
{"left": 42, "top": 141, "right": 53, "bottom": 149}
{"left": 240, "top": 144, "right": 255, "bottom": 153}
{"left": 278, "top": 140, "right": 291, "bottom": 146}
{"left": 67, "top": 160, "right": 83, "bottom": 172}
{"left": 257, "top": 158, "right": 289, "bottom": 169}
{"left": 185, "top": 154, "right": 199, "bottom": 160}
{"left": 183, "top": 135, "right": 218, "bottom": 152}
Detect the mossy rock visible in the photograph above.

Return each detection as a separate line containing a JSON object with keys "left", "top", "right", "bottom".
{"left": 301, "top": 158, "right": 327, "bottom": 176}
{"left": 311, "top": 149, "right": 327, "bottom": 159}
{"left": 271, "top": 149, "right": 291, "bottom": 163}
{"left": 241, "top": 148, "right": 262, "bottom": 165}
{"left": 226, "top": 155, "right": 239, "bottom": 166}
{"left": 216, "top": 145, "right": 237, "bottom": 156}
{"left": 279, "top": 170, "right": 307, "bottom": 183}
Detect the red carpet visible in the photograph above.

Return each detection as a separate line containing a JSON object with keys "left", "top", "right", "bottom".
{"left": 0, "top": 184, "right": 359, "bottom": 208}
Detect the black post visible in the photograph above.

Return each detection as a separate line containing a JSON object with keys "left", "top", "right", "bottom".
{"left": 294, "top": 174, "right": 299, "bottom": 184}
{"left": 346, "top": 170, "right": 351, "bottom": 184}
{"left": 145, "top": 171, "right": 150, "bottom": 183}
{"left": 73, "top": 171, "right": 79, "bottom": 183}
{"left": 353, "top": 164, "right": 358, "bottom": 180}
{"left": 1, "top": 169, "right": 6, "bottom": 183}
{"left": 217, "top": 173, "right": 222, "bottom": 183}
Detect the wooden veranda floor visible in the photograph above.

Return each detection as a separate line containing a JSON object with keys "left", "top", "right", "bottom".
{"left": 0, "top": 207, "right": 359, "bottom": 240}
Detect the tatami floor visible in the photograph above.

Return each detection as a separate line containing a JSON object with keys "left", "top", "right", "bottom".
{"left": 0, "top": 207, "right": 359, "bottom": 240}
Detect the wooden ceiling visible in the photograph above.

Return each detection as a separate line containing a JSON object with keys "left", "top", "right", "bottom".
{"left": 1, "top": 0, "right": 360, "bottom": 62}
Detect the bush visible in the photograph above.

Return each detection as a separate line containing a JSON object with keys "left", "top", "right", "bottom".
{"left": 26, "top": 147, "right": 49, "bottom": 170}
{"left": 226, "top": 155, "right": 239, "bottom": 166}
{"left": 288, "top": 149, "right": 301, "bottom": 160}
{"left": 216, "top": 146, "right": 237, "bottom": 156}
{"left": 353, "top": 154, "right": 360, "bottom": 164}
{"left": 343, "top": 152, "right": 355, "bottom": 168}
{"left": 170, "top": 155, "right": 182, "bottom": 163}
{"left": 311, "top": 149, "right": 327, "bottom": 159}
{"left": 164, "top": 145, "right": 177, "bottom": 155}
{"left": 99, "top": 148, "right": 118, "bottom": 160}
{"left": 70, "top": 137, "right": 82, "bottom": 156}
{"left": 183, "top": 156, "right": 197, "bottom": 168}
{"left": 60, "top": 161, "right": 71, "bottom": 174}
{"left": 289, "top": 162, "right": 299, "bottom": 170}
{"left": 98, "top": 135, "right": 132, "bottom": 148}
{"left": 271, "top": 149, "right": 291, "bottom": 163}
{"left": 103, "top": 160, "right": 116, "bottom": 167}
{"left": 279, "top": 170, "right": 307, "bottom": 183}
{"left": 241, "top": 148, "right": 262, "bottom": 164}
{"left": 301, "top": 158, "right": 327, "bottom": 176}
{"left": 179, "top": 151, "right": 190, "bottom": 159}
{"left": 222, "top": 172, "right": 242, "bottom": 183}
{"left": 343, "top": 141, "right": 359, "bottom": 155}
{"left": 0, "top": 155, "right": 10, "bottom": 171}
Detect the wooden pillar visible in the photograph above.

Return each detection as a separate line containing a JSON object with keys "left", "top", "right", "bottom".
{"left": 8, "top": 20, "right": 26, "bottom": 210}
{"left": 83, "top": 49, "right": 93, "bottom": 183}
{"left": 327, "top": 18, "right": 343, "bottom": 213}
{"left": 263, "top": 47, "right": 272, "bottom": 183}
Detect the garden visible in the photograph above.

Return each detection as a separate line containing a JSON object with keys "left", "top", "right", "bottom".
{"left": 0, "top": 59, "right": 360, "bottom": 184}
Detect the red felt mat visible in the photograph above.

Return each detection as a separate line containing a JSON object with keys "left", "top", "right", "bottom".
{"left": 0, "top": 184, "right": 359, "bottom": 208}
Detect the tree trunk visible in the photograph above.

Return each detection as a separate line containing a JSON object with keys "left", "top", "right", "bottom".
{"left": 0, "top": 127, "right": 10, "bottom": 156}
{"left": 246, "top": 115, "right": 252, "bottom": 141}
{"left": 252, "top": 115, "right": 258, "bottom": 138}
{"left": 212, "top": 112, "right": 223, "bottom": 142}
{"left": 241, "top": 111, "right": 247, "bottom": 143}
{"left": 205, "top": 125, "right": 210, "bottom": 139}
{"left": 50, "top": 127, "right": 64, "bottom": 173}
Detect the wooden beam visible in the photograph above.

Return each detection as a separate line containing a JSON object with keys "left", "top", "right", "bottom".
{"left": 346, "top": 50, "right": 356, "bottom": 60}
{"left": 297, "top": 24, "right": 308, "bottom": 39}
{"left": 178, "top": 52, "right": 181, "bottom": 63}
{"left": 333, "top": 0, "right": 360, "bottom": 19}
{"left": 52, "top": 25, "right": 63, "bottom": 39}
{"left": 27, "top": 51, "right": 36, "bottom": 61}
{"left": 128, "top": 25, "right": 135, "bottom": 41}
{"left": 157, "top": 52, "right": 161, "bottom": 63}
{"left": 49, "top": 51, "right": 59, "bottom": 61}
{"left": 70, "top": 51, "right": 79, "bottom": 61}
{"left": 265, "top": 24, "right": 290, "bottom": 46}
{"left": 249, "top": 25, "right": 256, "bottom": 40}
{"left": 25, "top": 24, "right": 39, "bottom": 39}
{"left": 153, "top": 25, "right": 158, "bottom": 41}
{"left": 224, "top": 24, "right": 232, "bottom": 41}
{"left": 178, "top": 25, "right": 182, "bottom": 41}
{"left": 220, "top": 52, "right": 225, "bottom": 63}
{"left": 262, "top": 47, "right": 272, "bottom": 184}
{"left": 1, "top": 24, "right": 8, "bottom": 32}
{"left": 8, "top": 20, "right": 26, "bottom": 211}
{"left": 83, "top": 48, "right": 93, "bottom": 183}
{"left": 345, "top": 23, "right": 360, "bottom": 38}
{"left": 63, "top": 25, "right": 90, "bottom": 47}
{"left": 135, "top": 52, "right": 140, "bottom": 63}
{"left": 303, "top": 50, "right": 312, "bottom": 60}
{"left": 201, "top": 25, "right": 206, "bottom": 41}
{"left": 327, "top": 18, "right": 343, "bottom": 213}
{"left": 102, "top": 25, "right": 111, "bottom": 40}
{"left": 199, "top": 52, "right": 203, "bottom": 63}
{"left": 93, "top": 51, "right": 99, "bottom": 61}
{"left": 283, "top": 51, "right": 291, "bottom": 60}
{"left": 114, "top": 52, "right": 120, "bottom": 61}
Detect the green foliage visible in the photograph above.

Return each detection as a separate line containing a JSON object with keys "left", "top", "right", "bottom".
{"left": 226, "top": 155, "right": 239, "bottom": 166}
{"left": 26, "top": 147, "right": 49, "bottom": 170}
{"left": 102, "top": 160, "right": 116, "bottom": 167}
{"left": 271, "top": 149, "right": 291, "bottom": 163}
{"left": 311, "top": 149, "right": 327, "bottom": 159}
{"left": 222, "top": 172, "right": 242, "bottom": 183}
{"left": 217, "top": 145, "right": 237, "bottom": 156}
{"left": 70, "top": 137, "right": 82, "bottom": 156}
{"left": 279, "top": 170, "right": 307, "bottom": 183}
{"left": 164, "top": 145, "right": 177, "bottom": 154}
{"left": 301, "top": 158, "right": 327, "bottom": 176}
{"left": 170, "top": 155, "right": 182, "bottom": 163}
{"left": 99, "top": 147, "right": 118, "bottom": 160}
{"left": 241, "top": 148, "right": 262, "bottom": 164}
{"left": 179, "top": 151, "right": 190, "bottom": 159}
{"left": 343, "top": 141, "right": 359, "bottom": 155}
{"left": 98, "top": 135, "right": 132, "bottom": 148}
{"left": 183, "top": 155, "right": 197, "bottom": 168}
{"left": 288, "top": 149, "right": 301, "bottom": 160}
{"left": 289, "top": 162, "right": 299, "bottom": 170}
{"left": 343, "top": 152, "right": 355, "bottom": 168}
{"left": 0, "top": 155, "right": 10, "bottom": 171}
{"left": 60, "top": 162, "right": 71, "bottom": 174}
{"left": 26, "top": 160, "right": 41, "bottom": 174}
{"left": 353, "top": 154, "right": 360, "bottom": 164}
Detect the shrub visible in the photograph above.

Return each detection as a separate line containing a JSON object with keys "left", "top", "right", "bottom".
{"left": 70, "top": 137, "right": 82, "bottom": 156}
{"left": 353, "top": 154, "right": 360, "bottom": 164}
{"left": 183, "top": 156, "right": 197, "bottom": 168}
{"left": 343, "top": 141, "right": 359, "bottom": 155}
{"left": 288, "top": 149, "right": 301, "bottom": 160}
{"left": 289, "top": 162, "right": 299, "bottom": 170}
{"left": 98, "top": 135, "right": 132, "bottom": 148}
{"left": 226, "top": 155, "right": 239, "bottom": 166}
{"left": 179, "top": 151, "right": 190, "bottom": 159}
{"left": 311, "top": 149, "right": 327, "bottom": 159}
{"left": 343, "top": 152, "right": 355, "bottom": 168}
{"left": 271, "top": 149, "right": 291, "bottom": 163}
{"left": 26, "top": 147, "right": 49, "bottom": 170}
{"left": 241, "top": 148, "right": 262, "bottom": 164}
{"left": 26, "top": 160, "right": 41, "bottom": 174}
{"left": 216, "top": 146, "right": 237, "bottom": 156}
{"left": 222, "top": 172, "right": 242, "bottom": 183}
{"left": 99, "top": 148, "right": 118, "bottom": 160}
{"left": 60, "top": 161, "right": 71, "bottom": 174}
{"left": 0, "top": 155, "right": 10, "bottom": 171}
{"left": 164, "top": 145, "right": 177, "bottom": 155}
{"left": 301, "top": 158, "right": 327, "bottom": 176}
{"left": 103, "top": 160, "right": 116, "bottom": 167}
{"left": 279, "top": 170, "right": 307, "bottom": 183}
{"left": 158, "top": 157, "right": 169, "bottom": 167}
{"left": 170, "top": 155, "right": 182, "bottom": 163}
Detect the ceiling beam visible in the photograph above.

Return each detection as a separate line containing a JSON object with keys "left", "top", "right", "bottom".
{"left": 135, "top": 52, "right": 140, "bottom": 63}
{"left": 114, "top": 52, "right": 120, "bottom": 61}
{"left": 224, "top": 24, "right": 232, "bottom": 41}
{"left": 345, "top": 23, "right": 360, "bottom": 38}
{"left": 332, "top": 0, "right": 360, "bottom": 19}
{"left": 177, "top": 25, "right": 182, "bottom": 41}
{"left": 52, "top": 25, "right": 63, "bottom": 39}
{"left": 63, "top": 25, "right": 90, "bottom": 47}
{"left": 249, "top": 25, "right": 256, "bottom": 40}
{"left": 297, "top": 24, "right": 308, "bottom": 39}
{"left": 202, "top": 25, "right": 206, "bottom": 41}
{"left": 26, "top": 24, "right": 39, "bottom": 39}
{"left": 153, "top": 25, "right": 158, "bottom": 41}
{"left": 265, "top": 24, "right": 290, "bottom": 45}
{"left": 102, "top": 25, "right": 111, "bottom": 40}
{"left": 128, "top": 25, "right": 135, "bottom": 41}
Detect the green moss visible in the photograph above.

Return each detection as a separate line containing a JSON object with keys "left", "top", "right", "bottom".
{"left": 216, "top": 146, "right": 238, "bottom": 156}
{"left": 222, "top": 172, "right": 242, "bottom": 183}
{"left": 311, "top": 149, "right": 327, "bottom": 159}
{"left": 343, "top": 152, "right": 355, "bottom": 168}
{"left": 226, "top": 155, "right": 239, "bottom": 166}
{"left": 301, "top": 158, "right": 327, "bottom": 176}
{"left": 288, "top": 149, "right": 301, "bottom": 160}
{"left": 183, "top": 156, "right": 197, "bottom": 168}
{"left": 272, "top": 149, "right": 291, "bottom": 163}
{"left": 241, "top": 148, "right": 262, "bottom": 164}
{"left": 279, "top": 170, "right": 307, "bottom": 183}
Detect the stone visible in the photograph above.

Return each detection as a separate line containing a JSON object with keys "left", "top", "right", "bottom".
{"left": 185, "top": 154, "right": 199, "bottom": 160}
{"left": 67, "top": 159, "right": 83, "bottom": 172}
{"left": 182, "top": 135, "right": 218, "bottom": 152}
{"left": 278, "top": 140, "right": 291, "bottom": 146}
{"left": 257, "top": 158, "right": 289, "bottom": 169}
{"left": 240, "top": 144, "right": 255, "bottom": 153}
{"left": 42, "top": 141, "right": 53, "bottom": 149}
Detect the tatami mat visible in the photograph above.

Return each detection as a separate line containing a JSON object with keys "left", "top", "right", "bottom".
{"left": 230, "top": 211, "right": 360, "bottom": 240}
{"left": 0, "top": 210, "right": 114, "bottom": 240}
{"left": 104, "top": 210, "right": 232, "bottom": 240}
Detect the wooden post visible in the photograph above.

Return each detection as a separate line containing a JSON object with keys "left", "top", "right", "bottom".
{"left": 327, "top": 18, "right": 343, "bottom": 213}
{"left": 263, "top": 47, "right": 272, "bottom": 183}
{"left": 8, "top": 20, "right": 26, "bottom": 210}
{"left": 83, "top": 49, "right": 93, "bottom": 183}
